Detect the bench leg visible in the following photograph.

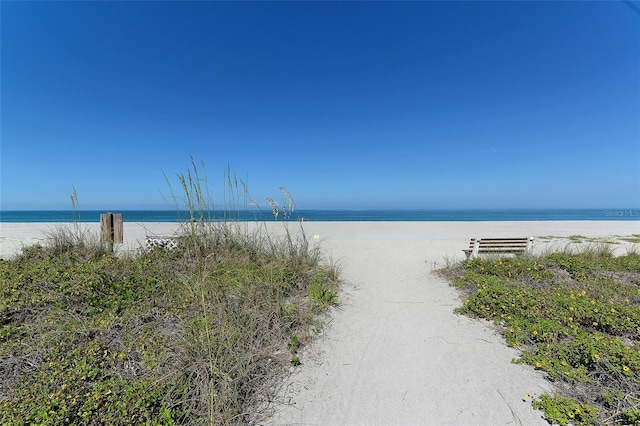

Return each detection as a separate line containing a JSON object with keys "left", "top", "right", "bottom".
{"left": 525, "top": 237, "right": 534, "bottom": 255}
{"left": 471, "top": 238, "right": 481, "bottom": 259}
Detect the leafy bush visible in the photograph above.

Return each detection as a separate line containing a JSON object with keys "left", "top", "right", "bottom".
{"left": 444, "top": 250, "right": 640, "bottom": 425}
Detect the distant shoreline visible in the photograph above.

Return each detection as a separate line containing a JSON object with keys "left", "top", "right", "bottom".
{"left": 1, "top": 208, "right": 639, "bottom": 223}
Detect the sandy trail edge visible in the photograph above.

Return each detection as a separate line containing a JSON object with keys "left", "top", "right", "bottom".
{"left": 2, "top": 221, "right": 639, "bottom": 425}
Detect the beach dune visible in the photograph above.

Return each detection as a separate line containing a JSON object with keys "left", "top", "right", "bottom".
{"left": 1, "top": 220, "right": 638, "bottom": 424}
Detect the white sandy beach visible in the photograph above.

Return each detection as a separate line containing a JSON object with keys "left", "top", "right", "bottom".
{"left": 1, "top": 220, "right": 639, "bottom": 424}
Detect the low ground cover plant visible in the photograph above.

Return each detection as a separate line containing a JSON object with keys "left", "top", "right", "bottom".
{"left": 441, "top": 247, "right": 640, "bottom": 426}
{"left": 0, "top": 163, "right": 340, "bottom": 425}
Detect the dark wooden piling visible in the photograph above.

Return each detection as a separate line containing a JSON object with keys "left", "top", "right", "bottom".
{"left": 100, "top": 213, "right": 123, "bottom": 250}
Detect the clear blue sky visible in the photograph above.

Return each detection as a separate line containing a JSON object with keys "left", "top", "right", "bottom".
{"left": 2, "top": 1, "right": 639, "bottom": 210}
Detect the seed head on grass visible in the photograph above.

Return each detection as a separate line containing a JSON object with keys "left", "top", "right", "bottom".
{"left": 266, "top": 197, "right": 279, "bottom": 220}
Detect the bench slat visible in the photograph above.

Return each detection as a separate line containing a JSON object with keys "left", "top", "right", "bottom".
{"left": 469, "top": 238, "right": 529, "bottom": 240}
{"left": 462, "top": 246, "right": 529, "bottom": 249}
{"left": 474, "top": 240, "right": 528, "bottom": 243}
{"left": 468, "top": 238, "right": 532, "bottom": 241}
{"left": 467, "top": 243, "right": 529, "bottom": 247}
{"left": 463, "top": 248, "right": 526, "bottom": 252}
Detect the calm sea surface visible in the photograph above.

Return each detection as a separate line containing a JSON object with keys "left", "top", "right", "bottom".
{"left": 1, "top": 209, "right": 639, "bottom": 223}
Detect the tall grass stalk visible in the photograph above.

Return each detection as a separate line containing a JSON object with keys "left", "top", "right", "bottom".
{"left": 42, "top": 187, "right": 106, "bottom": 258}
{"left": 159, "top": 159, "right": 339, "bottom": 423}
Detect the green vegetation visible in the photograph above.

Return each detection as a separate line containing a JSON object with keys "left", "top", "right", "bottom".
{"left": 0, "top": 162, "right": 339, "bottom": 425}
{"left": 568, "top": 235, "right": 587, "bottom": 243}
{"left": 620, "top": 234, "right": 640, "bottom": 244}
{"left": 441, "top": 246, "right": 640, "bottom": 426}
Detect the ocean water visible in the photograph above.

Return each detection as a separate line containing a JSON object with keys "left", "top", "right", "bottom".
{"left": 1, "top": 209, "right": 639, "bottom": 223}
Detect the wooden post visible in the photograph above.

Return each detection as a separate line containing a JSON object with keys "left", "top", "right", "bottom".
{"left": 101, "top": 212, "right": 124, "bottom": 250}
{"left": 101, "top": 213, "right": 114, "bottom": 244}
{"left": 113, "top": 213, "right": 123, "bottom": 243}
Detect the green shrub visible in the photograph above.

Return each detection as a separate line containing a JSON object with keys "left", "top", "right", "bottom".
{"left": 532, "top": 394, "right": 598, "bottom": 426}
{"left": 445, "top": 249, "right": 640, "bottom": 425}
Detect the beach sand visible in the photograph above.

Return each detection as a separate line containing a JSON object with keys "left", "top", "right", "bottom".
{"left": 2, "top": 220, "right": 639, "bottom": 424}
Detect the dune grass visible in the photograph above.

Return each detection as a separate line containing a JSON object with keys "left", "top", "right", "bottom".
{"left": 0, "top": 162, "right": 340, "bottom": 425}
{"left": 439, "top": 246, "right": 640, "bottom": 426}
{"left": 620, "top": 235, "right": 640, "bottom": 244}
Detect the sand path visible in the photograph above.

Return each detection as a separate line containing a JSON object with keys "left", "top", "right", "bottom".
{"left": 263, "top": 221, "right": 639, "bottom": 425}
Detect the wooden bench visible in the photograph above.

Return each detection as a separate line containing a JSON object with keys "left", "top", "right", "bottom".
{"left": 463, "top": 237, "right": 534, "bottom": 259}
